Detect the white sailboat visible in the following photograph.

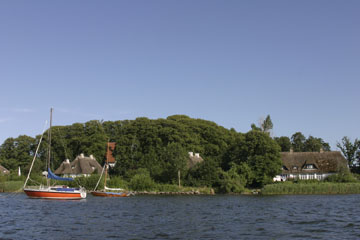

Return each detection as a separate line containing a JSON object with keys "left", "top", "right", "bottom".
{"left": 91, "top": 142, "right": 132, "bottom": 197}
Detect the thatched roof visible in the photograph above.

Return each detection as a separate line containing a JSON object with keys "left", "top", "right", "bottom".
{"left": 54, "top": 154, "right": 103, "bottom": 175}
{"left": 54, "top": 159, "right": 72, "bottom": 174}
{"left": 281, "top": 151, "right": 347, "bottom": 174}
{"left": 188, "top": 152, "right": 204, "bottom": 168}
{"left": 0, "top": 165, "right": 10, "bottom": 175}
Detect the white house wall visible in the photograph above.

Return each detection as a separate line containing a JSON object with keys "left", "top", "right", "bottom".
{"left": 274, "top": 173, "right": 335, "bottom": 181}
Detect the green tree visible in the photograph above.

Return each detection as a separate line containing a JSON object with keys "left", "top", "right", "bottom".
{"left": 224, "top": 131, "right": 281, "bottom": 188}
{"left": 251, "top": 123, "right": 261, "bottom": 131}
{"left": 337, "top": 136, "right": 359, "bottom": 168}
{"left": 83, "top": 120, "right": 108, "bottom": 163}
{"left": 261, "top": 115, "right": 273, "bottom": 133}
{"left": 303, "top": 136, "right": 331, "bottom": 152}
{"left": 250, "top": 115, "right": 273, "bottom": 133}
{"left": 243, "top": 131, "right": 282, "bottom": 187}
{"left": 0, "top": 135, "right": 37, "bottom": 172}
{"left": 274, "top": 136, "right": 291, "bottom": 152}
{"left": 159, "top": 143, "right": 188, "bottom": 184}
{"left": 1, "top": 115, "right": 284, "bottom": 189}
{"left": 185, "top": 158, "right": 221, "bottom": 187}
{"left": 291, "top": 132, "right": 306, "bottom": 152}
{"left": 303, "top": 136, "right": 323, "bottom": 152}
{"left": 321, "top": 141, "right": 331, "bottom": 151}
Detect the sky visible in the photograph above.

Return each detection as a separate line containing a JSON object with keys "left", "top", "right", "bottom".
{"left": 0, "top": 0, "right": 359, "bottom": 149}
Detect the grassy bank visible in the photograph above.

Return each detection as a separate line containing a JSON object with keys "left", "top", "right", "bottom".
{"left": 5, "top": 179, "right": 360, "bottom": 195}
{"left": 0, "top": 178, "right": 213, "bottom": 194}
{"left": 261, "top": 182, "right": 360, "bottom": 195}
{"left": 0, "top": 181, "right": 24, "bottom": 192}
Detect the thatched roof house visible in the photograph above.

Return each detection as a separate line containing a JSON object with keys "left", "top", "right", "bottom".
{"left": 55, "top": 159, "right": 72, "bottom": 175}
{"left": 274, "top": 150, "right": 348, "bottom": 181}
{"left": 0, "top": 165, "right": 10, "bottom": 175}
{"left": 55, "top": 154, "right": 103, "bottom": 178}
{"left": 188, "top": 152, "right": 204, "bottom": 168}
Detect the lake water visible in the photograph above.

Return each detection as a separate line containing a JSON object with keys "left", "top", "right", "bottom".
{"left": 1, "top": 193, "right": 360, "bottom": 239}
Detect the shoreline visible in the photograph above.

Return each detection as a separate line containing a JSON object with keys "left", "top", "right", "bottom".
{"left": 4, "top": 181, "right": 360, "bottom": 195}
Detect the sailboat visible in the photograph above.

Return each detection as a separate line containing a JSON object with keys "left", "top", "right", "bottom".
{"left": 23, "top": 108, "right": 87, "bottom": 199}
{"left": 91, "top": 142, "right": 132, "bottom": 197}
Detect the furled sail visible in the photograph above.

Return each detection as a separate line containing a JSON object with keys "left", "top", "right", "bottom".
{"left": 105, "top": 186, "right": 124, "bottom": 191}
{"left": 47, "top": 168, "right": 74, "bottom": 181}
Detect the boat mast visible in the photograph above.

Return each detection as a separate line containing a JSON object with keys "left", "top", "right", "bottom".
{"left": 47, "top": 108, "right": 53, "bottom": 187}
{"left": 103, "top": 142, "right": 109, "bottom": 190}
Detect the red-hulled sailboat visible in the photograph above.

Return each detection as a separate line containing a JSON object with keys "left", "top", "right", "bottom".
{"left": 23, "top": 108, "right": 87, "bottom": 200}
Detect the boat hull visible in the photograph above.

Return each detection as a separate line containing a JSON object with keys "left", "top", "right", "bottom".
{"left": 24, "top": 188, "right": 86, "bottom": 199}
{"left": 91, "top": 191, "right": 130, "bottom": 197}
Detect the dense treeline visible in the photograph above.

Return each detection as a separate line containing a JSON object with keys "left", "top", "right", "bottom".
{"left": 0, "top": 115, "right": 338, "bottom": 192}
{"left": 274, "top": 132, "right": 330, "bottom": 152}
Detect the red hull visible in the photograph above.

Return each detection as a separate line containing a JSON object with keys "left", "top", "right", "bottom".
{"left": 24, "top": 189, "right": 86, "bottom": 199}
{"left": 91, "top": 191, "right": 130, "bottom": 197}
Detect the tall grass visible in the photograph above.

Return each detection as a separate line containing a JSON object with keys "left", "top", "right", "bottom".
{"left": 151, "top": 184, "right": 212, "bottom": 194}
{"left": 261, "top": 182, "right": 360, "bottom": 195}
{"left": 0, "top": 181, "right": 24, "bottom": 192}
{"left": 0, "top": 172, "right": 212, "bottom": 194}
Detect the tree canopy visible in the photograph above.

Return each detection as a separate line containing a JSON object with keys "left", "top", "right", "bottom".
{"left": 289, "top": 132, "right": 330, "bottom": 152}
{"left": 274, "top": 136, "right": 291, "bottom": 152}
{"left": 0, "top": 115, "right": 334, "bottom": 191}
{"left": 337, "top": 137, "right": 359, "bottom": 168}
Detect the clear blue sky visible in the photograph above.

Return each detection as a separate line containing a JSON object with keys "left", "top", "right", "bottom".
{"left": 0, "top": 0, "right": 359, "bottom": 149}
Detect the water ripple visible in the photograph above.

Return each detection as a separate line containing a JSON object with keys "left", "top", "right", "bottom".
{"left": 1, "top": 194, "right": 360, "bottom": 239}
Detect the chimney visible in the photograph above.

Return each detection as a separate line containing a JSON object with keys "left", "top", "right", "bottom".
{"left": 320, "top": 148, "right": 324, "bottom": 153}
{"left": 80, "top": 153, "right": 84, "bottom": 158}
{"left": 188, "top": 152, "right": 194, "bottom": 157}
{"left": 195, "top": 153, "right": 200, "bottom": 158}
{"left": 90, "top": 154, "right": 94, "bottom": 159}
{"left": 290, "top": 148, "right": 293, "bottom": 154}
{"left": 65, "top": 159, "right": 70, "bottom": 164}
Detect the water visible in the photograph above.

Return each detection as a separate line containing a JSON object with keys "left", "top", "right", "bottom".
{"left": 1, "top": 193, "right": 360, "bottom": 239}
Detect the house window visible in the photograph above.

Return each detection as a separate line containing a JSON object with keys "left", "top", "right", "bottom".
{"left": 292, "top": 166, "right": 298, "bottom": 170}
{"left": 305, "top": 164, "right": 314, "bottom": 169}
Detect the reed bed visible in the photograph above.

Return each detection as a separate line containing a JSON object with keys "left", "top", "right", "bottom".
{"left": 261, "top": 182, "right": 360, "bottom": 195}
{"left": 0, "top": 181, "right": 24, "bottom": 192}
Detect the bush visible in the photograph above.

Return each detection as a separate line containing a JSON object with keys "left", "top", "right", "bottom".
{"left": 216, "top": 168, "right": 245, "bottom": 193}
{"left": 324, "top": 170, "right": 358, "bottom": 183}
{"left": 129, "top": 168, "right": 156, "bottom": 191}
{"left": 8, "top": 174, "right": 26, "bottom": 181}
{"left": 107, "top": 176, "right": 129, "bottom": 189}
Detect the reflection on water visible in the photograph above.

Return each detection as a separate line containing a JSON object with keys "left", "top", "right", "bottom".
{"left": 1, "top": 194, "right": 360, "bottom": 239}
